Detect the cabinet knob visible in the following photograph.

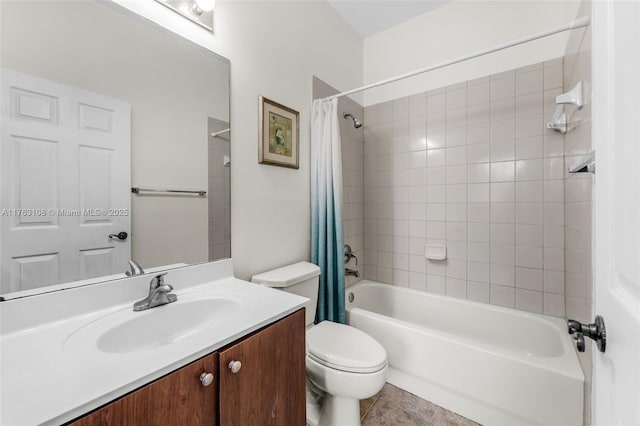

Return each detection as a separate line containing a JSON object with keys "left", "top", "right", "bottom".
{"left": 200, "top": 372, "right": 214, "bottom": 386}
{"left": 228, "top": 360, "right": 242, "bottom": 374}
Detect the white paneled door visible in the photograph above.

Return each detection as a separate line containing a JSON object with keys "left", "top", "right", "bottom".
{"left": 1, "top": 69, "right": 131, "bottom": 293}
{"left": 592, "top": 1, "right": 640, "bottom": 424}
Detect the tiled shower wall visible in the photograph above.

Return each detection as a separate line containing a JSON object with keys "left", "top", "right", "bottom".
{"left": 208, "top": 117, "right": 231, "bottom": 261}
{"left": 363, "top": 60, "right": 567, "bottom": 316}
{"left": 313, "top": 77, "right": 365, "bottom": 287}
{"left": 563, "top": 0, "right": 593, "bottom": 423}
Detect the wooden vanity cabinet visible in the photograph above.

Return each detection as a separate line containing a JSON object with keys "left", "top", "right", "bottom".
{"left": 68, "top": 309, "right": 305, "bottom": 426}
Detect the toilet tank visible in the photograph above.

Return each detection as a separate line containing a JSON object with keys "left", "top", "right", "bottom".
{"left": 251, "top": 262, "right": 320, "bottom": 327}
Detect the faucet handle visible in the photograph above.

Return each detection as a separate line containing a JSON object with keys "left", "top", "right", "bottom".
{"left": 150, "top": 272, "right": 168, "bottom": 288}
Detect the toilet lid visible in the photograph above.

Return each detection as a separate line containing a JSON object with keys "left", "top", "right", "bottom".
{"left": 306, "top": 321, "right": 387, "bottom": 373}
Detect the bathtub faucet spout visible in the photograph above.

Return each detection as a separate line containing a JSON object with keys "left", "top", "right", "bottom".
{"left": 345, "top": 267, "right": 360, "bottom": 278}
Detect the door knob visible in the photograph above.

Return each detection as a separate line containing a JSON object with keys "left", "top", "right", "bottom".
{"left": 228, "top": 360, "right": 242, "bottom": 374}
{"left": 567, "top": 315, "right": 606, "bottom": 353}
{"left": 108, "top": 231, "right": 128, "bottom": 241}
{"left": 200, "top": 372, "right": 214, "bottom": 386}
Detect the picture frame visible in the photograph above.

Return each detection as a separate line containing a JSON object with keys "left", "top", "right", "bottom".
{"left": 258, "top": 96, "right": 299, "bottom": 169}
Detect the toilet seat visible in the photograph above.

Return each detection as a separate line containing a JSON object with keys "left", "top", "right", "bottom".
{"left": 306, "top": 321, "right": 387, "bottom": 374}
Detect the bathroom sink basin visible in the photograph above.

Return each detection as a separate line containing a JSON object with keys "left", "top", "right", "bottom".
{"left": 64, "top": 294, "right": 240, "bottom": 354}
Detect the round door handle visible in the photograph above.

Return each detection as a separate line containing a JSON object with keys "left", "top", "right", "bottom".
{"left": 228, "top": 360, "right": 242, "bottom": 374}
{"left": 200, "top": 372, "right": 214, "bottom": 386}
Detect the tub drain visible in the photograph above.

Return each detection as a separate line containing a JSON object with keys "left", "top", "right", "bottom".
{"left": 348, "top": 292, "right": 354, "bottom": 303}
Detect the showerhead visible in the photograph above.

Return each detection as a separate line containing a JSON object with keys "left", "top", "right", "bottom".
{"left": 343, "top": 112, "right": 362, "bottom": 129}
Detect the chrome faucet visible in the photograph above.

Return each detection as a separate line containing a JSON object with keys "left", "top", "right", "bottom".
{"left": 344, "top": 244, "right": 359, "bottom": 265}
{"left": 133, "top": 273, "right": 177, "bottom": 311}
{"left": 345, "top": 268, "right": 360, "bottom": 278}
{"left": 125, "top": 259, "right": 145, "bottom": 277}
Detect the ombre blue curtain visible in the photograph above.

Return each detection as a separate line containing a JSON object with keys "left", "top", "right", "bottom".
{"left": 310, "top": 98, "right": 345, "bottom": 324}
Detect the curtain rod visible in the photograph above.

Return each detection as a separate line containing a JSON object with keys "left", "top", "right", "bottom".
{"left": 320, "top": 16, "right": 590, "bottom": 102}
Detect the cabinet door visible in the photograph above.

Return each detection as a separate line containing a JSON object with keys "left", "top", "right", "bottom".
{"left": 219, "top": 309, "right": 306, "bottom": 426}
{"left": 69, "top": 352, "right": 219, "bottom": 426}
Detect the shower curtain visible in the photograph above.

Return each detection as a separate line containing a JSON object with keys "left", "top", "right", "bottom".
{"left": 311, "top": 98, "right": 345, "bottom": 324}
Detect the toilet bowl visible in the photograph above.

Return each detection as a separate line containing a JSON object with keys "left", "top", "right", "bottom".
{"left": 252, "top": 262, "right": 387, "bottom": 426}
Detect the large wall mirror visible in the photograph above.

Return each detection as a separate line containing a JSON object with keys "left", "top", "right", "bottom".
{"left": 0, "top": 0, "right": 230, "bottom": 298}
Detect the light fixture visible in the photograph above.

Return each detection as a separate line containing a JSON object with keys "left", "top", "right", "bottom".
{"left": 154, "top": 0, "right": 215, "bottom": 32}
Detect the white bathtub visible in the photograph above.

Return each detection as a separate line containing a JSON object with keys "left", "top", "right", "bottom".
{"left": 346, "top": 281, "right": 584, "bottom": 426}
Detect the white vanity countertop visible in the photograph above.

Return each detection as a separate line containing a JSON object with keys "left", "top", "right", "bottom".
{"left": 0, "top": 260, "right": 307, "bottom": 426}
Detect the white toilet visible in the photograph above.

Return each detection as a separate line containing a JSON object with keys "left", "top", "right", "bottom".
{"left": 252, "top": 262, "right": 387, "bottom": 426}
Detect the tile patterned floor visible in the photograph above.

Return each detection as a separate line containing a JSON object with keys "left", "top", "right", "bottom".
{"left": 360, "top": 384, "right": 480, "bottom": 426}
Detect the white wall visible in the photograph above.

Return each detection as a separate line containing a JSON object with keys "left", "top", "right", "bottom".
{"left": 113, "top": 0, "right": 363, "bottom": 280}
{"left": 363, "top": 0, "right": 581, "bottom": 106}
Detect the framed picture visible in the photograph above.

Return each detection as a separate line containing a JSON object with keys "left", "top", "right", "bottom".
{"left": 258, "top": 96, "right": 299, "bottom": 169}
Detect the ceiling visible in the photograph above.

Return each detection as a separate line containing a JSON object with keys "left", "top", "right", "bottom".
{"left": 327, "top": 0, "right": 450, "bottom": 38}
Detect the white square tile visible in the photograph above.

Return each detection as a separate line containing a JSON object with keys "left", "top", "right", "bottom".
{"left": 409, "top": 133, "right": 427, "bottom": 152}
{"left": 515, "top": 266, "right": 543, "bottom": 290}
{"left": 490, "top": 264, "right": 515, "bottom": 286}
{"left": 427, "top": 167, "right": 446, "bottom": 184}
{"left": 544, "top": 134, "right": 564, "bottom": 158}
{"left": 515, "top": 114, "right": 544, "bottom": 139}
{"left": 409, "top": 93, "right": 427, "bottom": 117}
{"left": 544, "top": 270, "right": 564, "bottom": 294}
{"left": 427, "top": 203, "right": 446, "bottom": 221}
{"left": 544, "top": 64, "right": 563, "bottom": 90}
{"left": 446, "top": 146, "right": 467, "bottom": 165}
{"left": 515, "top": 136, "right": 543, "bottom": 160}
{"left": 447, "top": 221, "right": 467, "bottom": 241}
{"left": 409, "top": 203, "right": 427, "bottom": 221}
{"left": 515, "top": 181, "right": 543, "bottom": 203}
{"left": 544, "top": 157, "right": 564, "bottom": 180}
{"left": 446, "top": 165, "right": 467, "bottom": 184}
{"left": 468, "top": 83, "right": 490, "bottom": 105}
{"left": 491, "top": 182, "right": 515, "bottom": 203}
{"left": 491, "top": 223, "right": 515, "bottom": 244}
{"left": 392, "top": 252, "right": 409, "bottom": 270}
{"left": 426, "top": 274, "right": 446, "bottom": 294}
{"left": 427, "top": 109, "right": 446, "bottom": 130}
{"left": 446, "top": 277, "right": 467, "bottom": 298}
{"left": 427, "top": 185, "right": 446, "bottom": 203}
{"left": 446, "top": 203, "right": 467, "bottom": 222}
{"left": 516, "top": 159, "right": 544, "bottom": 181}
{"left": 491, "top": 161, "right": 515, "bottom": 182}
{"left": 363, "top": 265, "right": 377, "bottom": 281}
{"left": 447, "top": 87, "right": 467, "bottom": 110}
{"left": 427, "top": 221, "right": 447, "bottom": 240}
{"left": 408, "top": 237, "right": 427, "bottom": 255}
{"left": 409, "top": 115, "right": 427, "bottom": 136}
{"left": 467, "top": 261, "right": 490, "bottom": 283}
{"left": 467, "top": 144, "right": 491, "bottom": 164}
{"left": 515, "top": 92, "right": 543, "bottom": 117}
{"left": 446, "top": 126, "right": 467, "bottom": 147}
{"left": 491, "top": 243, "right": 515, "bottom": 265}
{"left": 377, "top": 267, "right": 393, "bottom": 284}
{"left": 409, "top": 255, "right": 427, "bottom": 274}
{"left": 490, "top": 74, "right": 515, "bottom": 100}
{"left": 378, "top": 235, "right": 393, "bottom": 251}
{"left": 393, "top": 236, "right": 409, "bottom": 255}
{"left": 392, "top": 203, "right": 409, "bottom": 220}
{"left": 447, "top": 184, "right": 467, "bottom": 203}
{"left": 393, "top": 269, "right": 409, "bottom": 287}
{"left": 409, "top": 151, "right": 427, "bottom": 169}
{"left": 409, "top": 186, "right": 427, "bottom": 203}
{"left": 468, "top": 242, "right": 490, "bottom": 262}
{"left": 392, "top": 122, "right": 410, "bottom": 140}
{"left": 515, "top": 245, "right": 543, "bottom": 268}
{"left": 427, "top": 91, "right": 446, "bottom": 112}
{"left": 467, "top": 122, "right": 491, "bottom": 145}
{"left": 490, "top": 284, "right": 515, "bottom": 307}
{"left": 427, "top": 148, "right": 446, "bottom": 167}
{"left": 468, "top": 183, "right": 490, "bottom": 203}
{"left": 515, "top": 288, "right": 543, "bottom": 313}
{"left": 543, "top": 203, "right": 564, "bottom": 226}
{"left": 427, "top": 259, "right": 447, "bottom": 277}
{"left": 490, "top": 119, "right": 515, "bottom": 143}
{"left": 467, "top": 103, "right": 490, "bottom": 125}
{"left": 446, "top": 107, "right": 467, "bottom": 128}
{"left": 467, "top": 281, "right": 491, "bottom": 302}
{"left": 409, "top": 167, "right": 427, "bottom": 186}
{"left": 543, "top": 292, "right": 565, "bottom": 317}
{"left": 565, "top": 178, "right": 592, "bottom": 203}
{"left": 393, "top": 219, "right": 409, "bottom": 236}
{"left": 516, "top": 69, "right": 543, "bottom": 95}
{"left": 490, "top": 141, "right": 516, "bottom": 162}
{"left": 468, "top": 203, "right": 490, "bottom": 223}
{"left": 543, "top": 225, "right": 565, "bottom": 248}
{"left": 490, "top": 203, "right": 515, "bottom": 224}
{"left": 378, "top": 251, "right": 393, "bottom": 268}
{"left": 408, "top": 272, "right": 427, "bottom": 291}
{"left": 491, "top": 97, "right": 516, "bottom": 121}
{"left": 426, "top": 129, "right": 445, "bottom": 149}
{"left": 516, "top": 224, "right": 543, "bottom": 247}
{"left": 468, "top": 222, "right": 490, "bottom": 242}
{"left": 468, "top": 163, "right": 491, "bottom": 183}
{"left": 543, "top": 180, "right": 564, "bottom": 203}
{"left": 515, "top": 203, "right": 543, "bottom": 224}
